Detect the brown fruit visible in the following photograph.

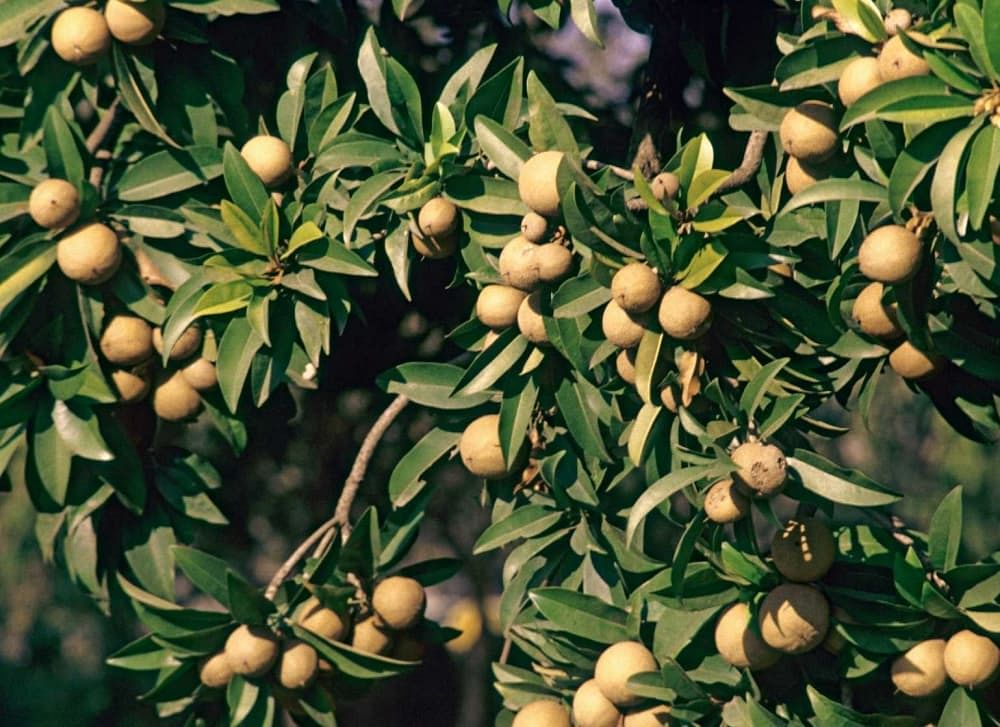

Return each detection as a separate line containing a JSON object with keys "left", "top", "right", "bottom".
{"left": 572, "top": 679, "right": 621, "bottom": 727}
{"left": 731, "top": 441, "right": 787, "bottom": 497}
{"left": 499, "top": 236, "right": 541, "bottom": 291}
{"left": 512, "top": 700, "right": 571, "bottom": 727}
{"left": 884, "top": 8, "right": 913, "bottom": 35}
{"left": 715, "top": 602, "right": 781, "bottom": 670}
{"left": 838, "top": 57, "right": 883, "bottom": 106}
{"left": 411, "top": 226, "right": 457, "bottom": 259}
{"left": 181, "top": 357, "right": 217, "bottom": 391}
{"left": 111, "top": 368, "right": 152, "bottom": 403}
{"left": 240, "top": 135, "right": 293, "bottom": 187}
{"left": 651, "top": 172, "right": 680, "bottom": 202}
{"left": 658, "top": 287, "right": 712, "bottom": 341}
{"left": 351, "top": 617, "right": 394, "bottom": 655}
{"left": 891, "top": 639, "right": 948, "bottom": 697}
{"left": 879, "top": 33, "right": 931, "bottom": 81}
{"left": 785, "top": 157, "right": 828, "bottom": 195}
{"left": 779, "top": 101, "right": 839, "bottom": 163}
{"left": 889, "top": 341, "right": 944, "bottom": 380}
{"left": 100, "top": 315, "right": 154, "bottom": 366}
{"left": 29, "top": 179, "right": 80, "bottom": 229}
{"left": 858, "top": 225, "right": 922, "bottom": 284}
{"left": 418, "top": 197, "right": 461, "bottom": 241}
{"left": 198, "top": 651, "right": 233, "bottom": 689}
{"left": 459, "top": 414, "right": 511, "bottom": 479}
{"left": 518, "top": 151, "right": 565, "bottom": 217}
{"left": 612, "top": 263, "right": 662, "bottom": 314}
{"left": 771, "top": 518, "right": 836, "bottom": 582}
{"left": 297, "top": 596, "right": 349, "bottom": 641}
{"left": 224, "top": 625, "right": 280, "bottom": 677}
{"left": 704, "top": 479, "right": 750, "bottom": 524}
{"left": 51, "top": 7, "right": 111, "bottom": 65}
{"left": 943, "top": 629, "right": 1000, "bottom": 688}
{"left": 372, "top": 576, "right": 426, "bottom": 631}
{"left": 56, "top": 222, "right": 122, "bottom": 285}
{"left": 623, "top": 703, "right": 671, "bottom": 727}
{"left": 594, "top": 641, "right": 658, "bottom": 708}
{"left": 153, "top": 324, "right": 203, "bottom": 361}
{"left": 521, "top": 212, "right": 549, "bottom": 243}
{"left": 476, "top": 285, "right": 527, "bottom": 329}
{"left": 759, "top": 584, "right": 830, "bottom": 654}
{"left": 536, "top": 243, "right": 573, "bottom": 283}
{"left": 104, "top": 0, "right": 165, "bottom": 45}
{"left": 517, "top": 290, "right": 549, "bottom": 345}
{"left": 616, "top": 349, "right": 637, "bottom": 385}
{"left": 277, "top": 640, "right": 318, "bottom": 690}
{"left": 852, "top": 282, "right": 903, "bottom": 339}
{"left": 152, "top": 371, "right": 202, "bottom": 421}
{"left": 602, "top": 300, "right": 648, "bottom": 349}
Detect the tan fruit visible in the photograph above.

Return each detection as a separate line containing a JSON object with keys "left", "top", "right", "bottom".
{"left": 499, "top": 236, "right": 541, "bottom": 291}
{"left": 51, "top": 7, "right": 111, "bottom": 65}
{"left": 602, "top": 300, "right": 647, "bottom": 349}
{"left": 518, "top": 151, "right": 565, "bottom": 217}
{"left": 704, "top": 479, "right": 750, "bottom": 524}
{"left": 731, "top": 441, "right": 787, "bottom": 497}
{"left": 224, "top": 625, "right": 280, "bottom": 677}
{"left": 616, "top": 349, "right": 637, "bottom": 385}
{"left": 418, "top": 197, "right": 461, "bottom": 242}
{"left": 623, "top": 703, "right": 671, "bottom": 727}
{"left": 372, "top": 576, "right": 426, "bottom": 631}
{"left": 297, "top": 596, "right": 349, "bottom": 641}
{"left": 651, "top": 172, "right": 680, "bottom": 202}
{"left": 153, "top": 324, "right": 203, "bottom": 361}
{"left": 512, "top": 699, "right": 571, "bottom": 727}
{"left": 351, "top": 617, "right": 394, "bottom": 655}
{"left": 943, "top": 630, "right": 1000, "bottom": 688}
{"left": 536, "top": 243, "right": 573, "bottom": 283}
{"left": 476, "top": 285, "right": 527, "bottom": 329}
{"left": 572, "top": 679, "right": 621, "bottom": 727}
{"left": 658, "top": 287, "right": 712, "bottom": 341}
{"left": 838, "top": 57, "right": 883, "bottom": 106}
{"left": 771, "top": 518, "right": 836, "bottom": 582}
{"left": 517, "top": 290, "right": 549, "bottom": 345}
{"left": 181, "top": 357, "right": 217, "bottom": 391}
{"left": 891, "top": 639, "right": 948, "bottom": 697}
{"left": 779, "top": 101, "right": 839, "bottom": 163}
{"left": 56, "top": 222, "right": 122, "bottom": 285}
{"left": 277, "top": 640, "right": 318, "bottom": 690}
{"left": 100, "top": 315, "right": 154, "bottom": 366}
{"left": 612, "top": 263, "right": 662, "bottom": 314}
{"left": 884, "top": 8, "right": 913, "bottom": 35}
{"left": 152, "top": 371, "right": 202, "bottom": 421}
{"left": 521, "top": 212, "right": 549, "bottom": 243}
{"left": 879, "top": 33, "right": 931, "bottom": 81}
{"left": 715, "top": 602, "right": 781, "bottom": 670}
{"left": 29, "top": 179, "right": 80, "bottom": 229}
{"left": 889, "top": 341, "right": 944, "bottom": 380}
{"left": 759, "top": 584, "right": 830, "bottom": 654}
{"left": 111, "top": 368, "right": 152, "bottom": 403}
{"left": 198, "top": 651, "right": 233, "bottom": 689}
{"left": 411, "top": 226, "right": 457, "bottom": 259}
{"left": 459, "top": 414, "right": 510, "bottom": 479}
{"left": 858, "top": 225, "right": 922, "bottom": 284}
{"left": 785, "top": 157, "right": 828, "bottom": 195}
{"left": 594, "top": 641, "right": 658, "bottom": 708}
{"left": 852, "top": 282, "right": 903, "bottom": 339}
{"left": 240, "top": 135, "right": 293, "bottom": 187}
{"left": 104, "top": 0, "right": 165, "bottom": 45}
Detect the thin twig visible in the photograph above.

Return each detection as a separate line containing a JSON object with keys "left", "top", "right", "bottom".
{"left": 264, "top": 516, "right": 338, "bottom": 600}
{"left": 499, "top": 636, "right": 512, "bottom": 664}
{"left": 864, "top": 510, "right": 949, "bottom": 592}
{"left": 715, "top": 129, "right": 768, "bottom": 195}
{"left": 85, "top": 99, "right": 121, "bottom": 154}
{"left": 86, "top": 100, "right": 123, "bottom": 187}
{"left": 583, "top": 159, "right": 634, "bottom": 181}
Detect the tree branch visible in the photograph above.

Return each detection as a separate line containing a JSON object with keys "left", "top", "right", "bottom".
{"left": 86, "top": 100, "right": 123, "bottom": 187}
{"left": 714, "top": 130, "right": 768, "bottom": 195}
{"left": 864, "top": 510, "right": 949, "bottom": 592}
{"left": 583, "top": 159, "right": 634, "bottom": 181}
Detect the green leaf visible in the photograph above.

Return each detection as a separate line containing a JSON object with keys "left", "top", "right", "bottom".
{"left": 291, "top": 625, "right": 418, "bottom": 680}
{"left": 983, "top": 0, "right": 1000, "bottom": 81}
{"left": 626, "top": 464, "right": 729, "bottom": 546}
{"left": 357, "top": 29, "right": 423, "bottom": 148}
{"left": 43, "top": 108, "right": 85, "bottom": 187}
{"left": 217, "top": 317, "right": 264, "bottom": 412}
{"left": 221, "top": 200, "right": 269, "bottom": 256}
{"left": 377, "top": 363, "right": 494, "bottom": 409}
{"left": 276, "top": 53, "right": 316, "bottom": 154}
{"left": 0, "top": 184, "right": 31, "bottom": 223}
{"left": 788, "top": 450, "right": 901, "bottom": 506}
{"left": 957, "top": 1, "right": 998, "bottom": 80}
{"left": 928, "top": 486, "right": 963, "bottom": 572}
{"left": 122, "top": 506, "right": 177, "bottom": 602}
{"left": 343, "top": 170, "right": 404, "bottom": 244}
{"left": 499, "top": 375, "right": 535, "bottom": 468}
{"left": 781, "top": 178, "right": 887, "bottom": 213}
{"left": 530, "top": 588, "right": 630, "bottom": 643}
{"left": 115, "top": 146, "right": 223, "bottom": 201}
{"left": 888, "top": 119, "right": 965, "bottom": 217}
{"left": 526, "top": 72, "right": 578, "bottom": 154}
{"left": 931, "top": 119, "right": 983, "bottom": 244}
{"left": 112, "top": 45, "right": 178, "bottom": 147}
{"left": 223, "top": 142, "right": 268, "bottom": 221}
{"left": 0, "top": 0, "right": 62, "bottom": 47}
{"left": 465, "top": 57, "right": 523, "bottom": 131}
{"left": 739, "top": 358, "right": 789, "bottom": 422}
{"left": 627, "top": 403, "right": 665, "bottom": 465}
{"left": 388, "top": 425, "right": 462, "bottom": 507}
{"left": 830, "top": 0, "right": 887, "bottom": 43}
{"left": 473, "top": 505, "right": 563, "bottom": 554}
{"left": 0, "top": 240, "right": 57, "bottom": 321}
{"left": 282, "top": 222, "right": 325, "bottom": 259}
{"left": 444, "top": 175, "right": 528, "bottom": 216}
{"left": 966, "top": 124, "right": 1000, "bottom": 231}
{"left": 299, "top": 238, "right": 377, "bottom": 277}
{"left": 568, "top": 0, "right": 603, "bottom": 46}
{"left": 171, "top": 546, "right": 233, "bottom": 608}
{"left": 939, "top": 687, "right": 982, "bottom": 727}
{"left": 452, "top": 328, "right": 529, "bottom": 396}
{"left": 227, "top": 572, "right": 275, "bottom": 626}
{"left": 474, "top": 116, "right": 530, "bottom": 180}
{"left": 839, "top": 76, "right": 949, "bottom": 130}
{"left": 554, "top": 375, "right": 611, "bottom": 462}
{"left": 193, "top": 280, "right": 253, "bottom": 318}
{"left": 439, "top": 44, "right": 496, "bottom": 110}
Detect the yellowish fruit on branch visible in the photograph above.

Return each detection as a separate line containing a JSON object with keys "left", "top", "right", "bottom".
{"left": 418, "top": 197, "right": 461, "bottom": 242}
{"left": 104, "top": 0, "right": 166, "bottom": 45}
{"left": 758, "top": 584, "right": 830, "bottom": 654}
{"left": 602, "top": 300, "right": 648, "bottom": 349}
{"left": 224, "top": 625, "right": 280, "bottom": 677}
{"left": 612, "top": 263, "right": 662, "bottom": 314}
{"left": 891, "top": 639, "right": 948, "bottom": 697}
{"left": 442, "top": 597, "right": 482, "bottom": 655}
{"left": 152, "top": 371, "right": 202, "bottom": 421}
{"left": 714, "top": 602, "right": 781, "bottom": 670}
{"left": 278, "top": 639, "right": 319, "bottom": 690}
{"left": 351, "top": 616, "right": 394, "bottom": 655}
{"left": 411, "top": 224, "right": 457, "bottom": 259}
{"left": 518, "top": 151, "right": 565, "bottom": 218}
{"left": 153, "top": 324, "right": 203, "bottom": 361}
{"left": 51, "top": 7, "right": 111, "bottom": 65}
{"left": 650, "top": 172, "right": 680, "bottom": 202}
{"left": 943, "top": 629, "right": 1000, "bottom": 688}
{"left": 476, "top": 285, "right": 527, "bottom": 330}
{"left": 623, "top": 703, "right": 671, "bottom": 727}
{"left": 785, "top": 157, "right": 828, "bottom": 195}
{"left": 858, "top": 225, "right": 922, "bottom": 284}
{"left": 731, "top": 441, "right": 787, "bottom": 497}
{"left": 884, "top": 8, "right": 913, "bottom": 35}
{"left": 658, "top": 286, "right": 712, "bottom": 341}
{"left": 770, "top": 518, "right": 836, "bottom": 582}
{"left": 852, "top": 282, "right": 903, "bottom": 340}
{"left": 181, "top": 357, "right": 218, "bottom": 391}
{"left": 100, "top": 314, "right": 154, "bottom": 367}
{"left": 459, "top": 413, "right": 513, "bottom": 479}
{"left": 879, "top": 33, "right": 931, "bottom": 81}
{"left": 594, "top": 641, "right": 658, "bottom": 708}
{"left": 704, "top": 479, "right": 750, "bottom": 524}
{"left": 779, "top": 101, "right": 839, "bottom": 164}
{"left": 889, "top": 341, "right": 944, "bottom": 380}
{"left": 198, "top": 651, "right": 233, "bottom": 689}
{"left": 517, "top": 290, "right": 549, "bottom": 345}
{"left": 29, "top": 179, "right": 80, "bottom": 230}
{"left": 512, "top": 699, "right": 571, "bottom": 727}
{"left": 838, "top": 57, "right": 883, "bottom": 107}
{"left": 56, "top": 222, "right": 122, "bottom": 285}
{"left": 297, "top": 596, "right": 349, "bottom": 641}
{"left": 572, "top": 678, "right": 621, "bottom": 727}
{"left": 111, "top": 368, "right": 152, "bottom": 403}
{"left": 520, "top": 212, "right": 549, "bottom": 243}
{"left": 499, "top": 236, "right": 542, "bottom": 291}
{"left": 240, "top": 135, "right": 293, "bottom": 188}
{"left": 372, "top": 576, "right": 426, "bottom": 631}
{"left": 535, "top": 242, "right": 573, "bottom": 283}
{"left": 616, "top": 349, "right": 637, "bottom": 385}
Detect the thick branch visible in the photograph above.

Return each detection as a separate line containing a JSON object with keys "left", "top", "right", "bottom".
{"left": 714, "top": 130, "right": 768, "bottom": 195}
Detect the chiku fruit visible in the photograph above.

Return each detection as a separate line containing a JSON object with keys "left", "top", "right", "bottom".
{"left": 520, "top": 212, "right": 549, "bottom": 242}
{"left": 852, "top": 282, "right": 903, "bottom": 339}
{"left": 602, "top": 300, "right": 648, "bottom": 349}
{"left": 758, "top": 584, "right": 830, "bottom": 654}
{"left": 459, "top": 413, "right": 516, "bottom": 479}
{"left": 418, "top": 197, "right": 461, "bottom": 243}
{"left": 943, "top": 629, "right": 1000, "bottom": 688}
{"left": 650, "top": 171, "right": 680, "bottom": 202}
{"left": 100, "top": 314, "right": 154, "bottom": 366}
{"left": 224, "top": 625, "right": 279, "bottom": 677}
{"left": 611, "top": 263, "right": 662, "bottom": 314}
{"left": 198, "top": 651, "right": 233, "bottom": 689}
{"left": 623, "top": 704, "right": 671, "bottom": 727}
{"left": 476, "top": 285, "right": 527, "bottom": 329}
{"left": 372, "top": 576, "right": 426, "bottom": 631}
{"left": 891, "top": 639, "right": 948, "bottom": 697}
{"left": 779, "top": 101, "right": 839, "bottom": 164}
{"left": 51, "top": 7, "right": 111, "bottom": 65}
{"left": 785, "top": 157, "right": 828, "bottom": 195}
{"left": 29, "top": 179, "right": 80, "bottom": 230}
{"left": 518, "top": 151, "right": 565, "bottom": 217}
{"left": 879, "top": 32, "right": 931, "bottom": 81}
{"left": 181, "top": 357, "right": 218, "bottom": 391}
{"left": 616, "top": 349, "right": 637, "bottom": 385}
{"left": 153, "top": 371, "right": 202, "bottom": 422}
{"left": 884, "top": 8, "right": 913, "bottom": 35}
{"left": 56, "top": 222, "right": 122, "bottom": 285}
{"left": 297, "top": 595, "right": 349, "bottom": 641}
{"left": 104, "top": 0, "right": 166, "bottom": 45}
{"left": 572, "top": 679, "right": 621, "bottom": 727}
{"left": 499, "top": 236, "right": 542, "bottom": 291}
{"left": 277, "top": 639, "right": 319, "bottom": 690}
{"left": 594, "top": 641, "right": 658, "bottom": 708}
{"left": 715, "top": 602, "right": 780, "bottom": 670}
{"left": 658, "top": 286, "right": 712, "bottom": 341}
{"left": 517, "top": 290, "right": 549, "bottom": 345}
{"left": 111, "top": 368, "right": 151, "bottom": 404}
{"left": 704, "top": 479, "right": 750, "bottom": 524}
{"left": 858, "top": 225, "right": 922, "bottom": 284}
{"left": 838, "top": 57, "right": 883, "bottom": 106}
{"left": 512, "top": 699, "right": 571, "bottom": 727}
{"left": 351, "top": 616, "right": 394, "bottom": 655}
{"left": 535, "top": 242, "right": 573, "bottom": 283}
{"left": 889, "top": 341, "right": 944, "bottom": 380}
{"left": 731, "top": 440, "right": 787, "bottom": 497}
{"left": 241, "top": 135, "right": 293, "bottom": 187}
{"left": 770, "top": 518, "right": 836, "bottom": 582}
{"left": 153, "top": 324, "right": 203, "bottom": 361}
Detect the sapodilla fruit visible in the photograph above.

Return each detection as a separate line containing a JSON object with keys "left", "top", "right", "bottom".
{"left": 518, "top": 151, "right": 564, "bottom": 217}
{"left": 891, "top": 639, "right": 948, "bottom": 697}
{"left": 29, "top": 179, "right": 80, "bottom": 229}
{"left": 240, "top": 135, "right": 293, "bottom": 187}
{"left": 476, "top": 285, "right": 527, "bottom": 329}
{"left": 658, "top": 287, "right": 712, "bottom": 341}
{"left": 616, "top": 349, "right": 637, "bottom": 385}
{"left": 512, "top": 700, "right": 571, "bottom": 727}
{"left": 536, "top": 243, "right": 573, "bottom": 283}
{"left": 51, "top": 7, "right": 111, "bottom": 65}
{"left": 594, "top": 641, "right": 658, "bottom": 708}
{"left": 198, "top": 651, "right": 233, "bottom": 689}
{"left": 153, "top": 324, "right": 203, "bottom": 361}
{"left": 297, "top": 596, "right": 349, "bottom": 641}
{"left": 623, "top": 704, "right": 671, "bottom": 727}
{"left": 111, "top": 368, "right": 152, "bottom": 403}
{"left": 714, "top": 602, "right": 780, "bottom": 670}
{"left": 602, "top": 300, "right": 647, "bottom": 349}
{"left": 889, "top": 341, "right": 944, "bottom": 380}
{"left": 704, "top": 479, "right": 750, "bottom": 524}
{"left": 852, "top": 282, "right": 903, "bottom": 339}
{"left": 224, "top": 625, "right": 280, "bottom": 677}
{"left": 612, "top": 263, "right": 662, "bottom": 314}
{"left": 785, "top": 157, "right": 828, "bottom": 195}
{"left": 411, "top": 224, "right": 457, "bottom": 259}
{"left": 758, "top": 584, "right": 830, "bottom": 654}
{"left": 517, "top": 290, "right": 549, "bottom": 345}
{"left": 351, "top": 616, "right": 394, "bottom": 655}
{"left": 499, "top": 236, "right": 541, "bottom": 291}
{"left": 56, "top": 222, "right": 122, "bottom": 285}
{"left": 372, "top": 576, "right": 426, "bottom": 631}
{"left": 879, "top": 33, "right": 931, "bottom": 81}
{"left": 731, "top": 441, "right": 787, "bottom": 497}
{"left": 651, "top": 172, "right": 680, "bottom": 202}
{"left": 838, "top": 57, "right": 883, "bottom": 106}
{"left": 572, "top": 679, "right": 621, "bottom": 727}
{"left": 459, "top": 414, "right": 512, "bottom": 479}
{"left": 858, "top": 225, "right": 922, "bottom": 284}
{"left": 104, "top": 0, "right": 165, "bottom": 45}
{"left": 152, "top": 371, "right": 202, "bottom": 421}
{"left": 181, "top": 357, "right": 217, "bottom": 391}
{"left": 521, "top": 212, "right": 549, "bottom": 243}
{"left": 278, "top": 639, "right": 319, "bottom": 690}
{"left": 943, "top": 629, "right": 1000, "bottom": 688}
{"left": 100, "top": 314, "right": 154, "bottom": 366}
{"left": 884, "top": 8, "right": 913, "bottom": 35}
{"left": 771, "top": 518, "right": 836, "bottom": 582}
{"left": 779, "top": 101, "right": 839, "bottom": 164}
{"left": 418, "top": 197, "right": 461, "bottom": 242}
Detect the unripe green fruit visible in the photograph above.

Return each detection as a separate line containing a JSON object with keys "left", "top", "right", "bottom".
{"left": 198, "top": 651, "right": 233, "bottom": 689}
{"left": 224, "top": 625, "right": 280, "bottom": 677}
{"left": 100, "top": 315, "right": 154, "bottom": 366}
{"left": 57, "top": 222, "right": 122, "bottom": 285}
{"left": 351, "top": 617, "right": 394, "bottom": 655}
{"left": 884, "top": 8, "right": 913, "bottom": 35}
{"left": 572, "top": 679, "right": 621, "bottom": 727}
{"left": 889, "top": 341, "right": 944, "bottom": 380}
{"left": 771, "top": 518, "right": 836, "bottom": 582}
{"left": 759, "top": 584, "right": 830, "bottom": 654}
{"left": 731, "top": 441, "right": 787, "bottom": 497}
{"left": 104, "top": 0, "right": 165, "bottom": 45}
{"left": 240, "top": 135, "right": 293, "bottom": 187}
{"left": 51, "top": 7, "right": 111, "bottom": 65}
{"left": 29, "top": 179, "right": 80, "bottom": 229}
{"left": 459, "top": 414, "right": 510, "bottom": 479}
{"left": 658, "top": 286, "right": 712, "bottom": 340}
{"left": 704, "top": 479, "right": 749, "bottom": 524}
{"left": 891, "top": 639, "right": 948, "bottom": 697}
{"left": 152, "top": 371, "right": 202, "bottom": 421}
{"left": 499, "top": 236, "right": 541, "bottom": 291}
{"left": 852, "top": 282, "right": 903, "bottom": 339}
{"left": 476, "top": 285, "right": 527, "bottom": 329}
{"left": 111, "top": 368, "right": 152, "bottom": 404}
{"left": 879, "top": 33, "right": 931, "bottom": 81}
{"left": 418, "top": 197, "right": 461, "bottom": 241}
{"left": 858, "top": 225, "right": 922, "bottom": 284}
{"left": 517, "top": 290, "right": 549, "bottom": 345}
{"left": 943, "top": 630, "right": 1000, "bottom": 688}
{"left": 297, "top": 596, "right": 350, "bottom": 641}
{"left": 512, "top": 699, "right": 571, "bottom": 727}
{"left": 518, "top": 151, "right": 565, "bottom": 217}
{"left": 535, "top": 243, "right": 573, "bottom": 283}
{"left": 616, "top": 349, "right": 636, "bottom": 385}
{"left": 714, "top": 602, "right": 780, "bottom": 670}
{"left": 602, "top": 300, "right": 647, "bottom": 349}
{"left": 838, "top": 57, "right": 883, "bottom": 106}
{"left": 153, "top": 324, "right": 203, "bottom": 361}
{"left": 520, "top": 212, "right": 549, "bottom": 243}
{"left": 650, "top": 172, "right": 680, "bottom": 202}
{"left": 372, "top": 576, "right": 426, "bottom": 631}
{"left": 623, "top": 703, "right": 671, "bottom": 727}
{"left": 594, "top": 641, "right": 658, "bottom": 708}
{"left": 278, "top": 639, "right": 319, "bottom": 690}
{"left": 785, "top": 156, "right": 828, "bottom": 195}
{"left": 612, "top": 263, "right": 662, "bottom": 314}
{"left": 779, "top": 101, "right": 839, "bottom": 163}
{"left": 181, "top": 357, "right": 217, "bottom": 391}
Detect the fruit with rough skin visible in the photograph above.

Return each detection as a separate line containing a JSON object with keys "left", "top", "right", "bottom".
{"left": 884, "top": 8, "right": 913, "bottom": 35}
{"left": 616, "top": 349, "right": 636, "bottom": 385}
{"left": 704, "top": 479, "right": 750, "bottom": 524}
{"left": 512, "top": 700, "right": 571, "bottom": 727}
{"left": 100, "top": 315, "right": 154, "bottom": 366}
{"left": 715, "top": 602, "right": 781, "bottom": 670}
{"left": 758, "top": 584, "right": 830, "bottom": 654}
{"left": 476, "top": 285, "right": 527, "bottom": 329}
{"left": 612, "top": 263, "right": 662, "bottom": 314}
{"left": 198, "top": 651, "right": 233, "bottom": 689}
{"left": 889, "top": 341, "right": 944, "bottom": 380}
{"left": 104, "top": 0, "right": 165, "bottom": 45}
{"left": 838, "top": 57, "right": 883, "bottom": 106}
{"left": 602, "top": 301, "right": 648, "bottom": 348}
{"left": 771, "top": 518, "right": 836, "bottom": 582}
{"left": 858, "top": 225, "right": 922, "bottom": 284}
{"left": 351, "top": 617, "right": 394, "bottom": 655}
{"left": 278, "top": 640, "right": 319, "bottom": 690}
{"left": 852, "top": 282, "right": 903, "bottom": 339}
{"left": 779, "top": 101, "right": 839, "bottom": 163}
{"left": 943, "top": 630, "right": 999, "bottom": 688}
{"left": 418, "top": 197, "right": 461, "bottom": 243}
{"left": 891, "top": 639, "right": 948, "bottom": 697}
{"left": 297, "top": 596, "right": 349, "bottom": 641}
{"left": 111, "top": 368, "right": 152, "bottom": 403}
{"left": 517, "top": 291, "right": 549, "bottom": 345}
{"left": 651, "top": 172, "right": 680, "bottom": 202}
{"left": 520, "top": 212, "right": 549, "bottom": 242}
{"left": 535, "top": 243, "right": 573, "bottom": 283}
{"left": 372, "top": 576, "right": 426, "bottom": 631}
{"left": 879, "top": 33, "right": 931, "bottom": 81}
{"left": 56, "top": 223, "right": 122, "bottom": 285}
{"left": 240, "top": 135, "right": 293, "bottom": 187}
{"left": 152, "top": 371, "right": 202, "bottom": 421}
{"left": 499, "top": 236, "right": 541, "bottom": 291}
{"left": 594, "top": 641, "right": 658, "bottom": 708}
{"left": 572, "top": 679, "right": 621, "bottom": 727}
{"left": 623, "top": 703, "right": 671, "bottom": 727}
{"left": 153, "top": 324, "right": 203, "bottom": 361}
{"left": 731, "top": 441, "right": 787, "bottom": 497}
{"left": 518, "top": 151, "right": 565, "bottom": 217}
{"left": 181, "top": 358, "right": 217, "bottom": 391}
{"left": 51, "top": 8, "right": 111, "bottom": 65}
{"left": 29, "top": 180, "right": 80, "bottom": 229}
{"left": 224, "top": 625, "right": 280, "bottom": 677}
{"left": 658, "top": 287, "right": 712, "bottom": 341}
{"left": 459, "top": 414, "right": 515, "bottom": 479}
{"left": 785, "top": 157, "right": 828, "bottom": 195}
{"left": 411, "top": 225, "right": 457, "bottom": 259}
